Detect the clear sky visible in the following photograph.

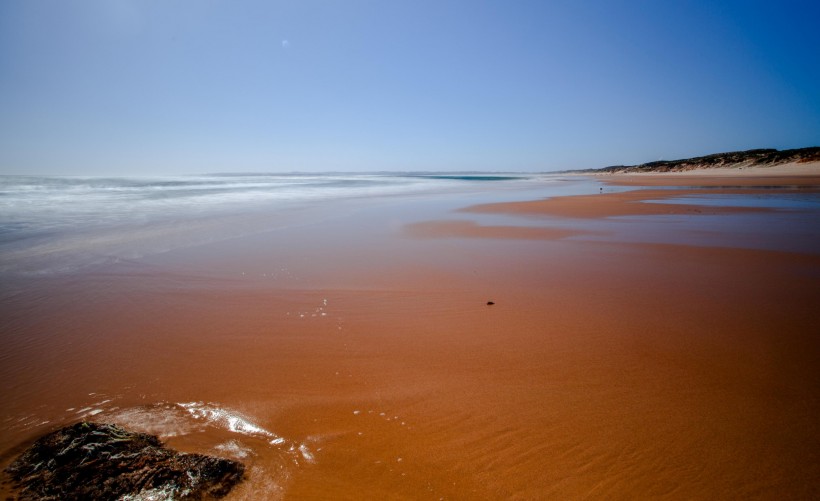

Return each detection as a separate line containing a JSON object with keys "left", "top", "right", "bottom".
{"left": 1, "top": 0, "right": 818, "bottom": 175}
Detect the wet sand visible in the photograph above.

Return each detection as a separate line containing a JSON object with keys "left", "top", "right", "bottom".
{"left": 464, "top": 163, "right": 820, "bottom": 220}
{"left": 2, "top": 172, "right": 820, "bottom": 499}
{"left": 464, "top": 188, "right": 782, "bottom": 219}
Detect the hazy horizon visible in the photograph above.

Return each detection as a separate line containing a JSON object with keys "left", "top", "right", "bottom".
{"left": 2, "top": 0, "right": 818, "bottom": 176}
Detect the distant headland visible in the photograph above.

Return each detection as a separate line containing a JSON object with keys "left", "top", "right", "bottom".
{"left": 578, "top": 147, "right": 820, "bottom": 174}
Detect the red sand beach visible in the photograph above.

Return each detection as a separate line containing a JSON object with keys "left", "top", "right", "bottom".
{"left": 2, "top": 170, "right": 819, "bottom": 499}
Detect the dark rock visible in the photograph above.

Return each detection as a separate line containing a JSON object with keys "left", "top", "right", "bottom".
{"left": 486, "top": 301, "right": 495, "bottom": 306}
{"left": 4, "top": 422, "right": 244, "bottom": 500}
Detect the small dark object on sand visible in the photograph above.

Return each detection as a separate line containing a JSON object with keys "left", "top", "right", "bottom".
{"left": 487, "top": 301, "right": 495, "bottom": 306}
{"left": 4, "top": 421, "right": 244, "bottom": 500}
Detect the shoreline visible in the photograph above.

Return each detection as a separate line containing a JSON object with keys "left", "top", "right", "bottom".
{"left": 457, "top": 162, "right": 820, "bottom": 222}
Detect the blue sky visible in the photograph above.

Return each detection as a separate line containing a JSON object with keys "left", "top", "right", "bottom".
{"left": 1, "top": 0, "right": 818, "bottom": 174}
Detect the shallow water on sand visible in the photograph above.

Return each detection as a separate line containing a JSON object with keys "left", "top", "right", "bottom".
{"left": 2, "top": 176, "right": 819, "bottom": 499}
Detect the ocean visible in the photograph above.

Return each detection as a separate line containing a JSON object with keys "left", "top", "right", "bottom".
{"left": 0, "top": 173, "right": 557, "bottom": 276}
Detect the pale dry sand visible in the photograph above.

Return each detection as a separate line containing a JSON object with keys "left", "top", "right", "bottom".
{"left": 596, "top": 160, "right": 820, "bottom": 186}
{"left": 2, "top": 173, "right": 819, "bottom": 499}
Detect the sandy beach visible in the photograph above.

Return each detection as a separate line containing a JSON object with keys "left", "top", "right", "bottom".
{"left": 600, "top": 160, "right": 820, "bottom": 181}
{"left": 463, "top": 163, "right": 820, "bottom": 220}
{"left": 4, "top": 0, "right": 819, "bottom": 496}
{"left": 2, "top": 169, "right": 819, "bottom": 499}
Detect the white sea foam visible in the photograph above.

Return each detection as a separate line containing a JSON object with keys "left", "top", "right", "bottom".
{"left": 298, "top": 443, "right": 315, "bottom": 463}
{"left": 175, "top": 402, "right": 315, "bottom": 461}
{"left": 99, "top": 401, "right": 317, "bottom": 468}
{"left": 214, "top": 439, "right": 254, "bottom": 459}
{"left": 177, "top": 401, "right": 278, "bottom": 441}
{"left": 104, "top": 404, "right": 204, "bottom": 438}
